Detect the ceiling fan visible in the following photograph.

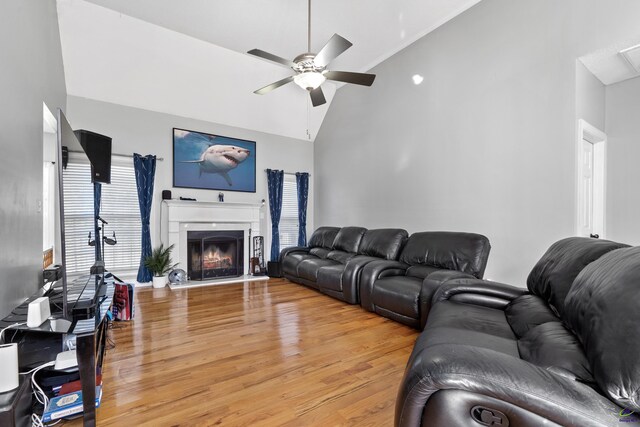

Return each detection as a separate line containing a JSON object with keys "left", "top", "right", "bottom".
{"left": 247, "top": 0, "right": 376, "bottom": 107}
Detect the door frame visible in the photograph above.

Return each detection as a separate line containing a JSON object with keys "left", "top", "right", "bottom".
{"left": 576, "top": 119, "right": 607, "bottom": 238}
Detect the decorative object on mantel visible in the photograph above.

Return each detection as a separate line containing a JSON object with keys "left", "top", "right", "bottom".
{"left": 144, "top": 244, "right": 178, "bottom": 288}
{"left": 173, "top": 127, "right": 256, "bottom": 193}
{"left": 266, "top": 169, "right": 284, "bottom": 261}
{"left": 180, "top": 196, "right": 196, "bottom": 201}
{"left": 218, "top": 192, "right": 224, "bottom": 202}
{"left": 133, "top": 153, "right": 156, "bottom": 283}
{"left": 162, "top": 190, "right": 172, "bottom": 200}
{"left": 247, "top": 0, "right": 376, "bottom": 107}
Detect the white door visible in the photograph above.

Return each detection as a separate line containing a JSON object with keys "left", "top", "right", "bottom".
{"left": 578, "top": 140, "right": 594, "bottom": 237}
{"left": 576, "top": 120, "right": 606, "bottom": 238}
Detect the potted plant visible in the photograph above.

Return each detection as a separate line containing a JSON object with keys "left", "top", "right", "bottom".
{"left": 144, "top": 244, "right": 178, "bottom": 288}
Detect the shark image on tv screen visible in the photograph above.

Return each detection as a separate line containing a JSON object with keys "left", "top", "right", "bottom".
{"left": 173, "top": 128, "right": 256, "bottom": 193}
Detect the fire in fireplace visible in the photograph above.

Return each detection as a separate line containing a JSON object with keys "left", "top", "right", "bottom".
{"left": 187, "top": 230, "right": 244, "bottom": 280}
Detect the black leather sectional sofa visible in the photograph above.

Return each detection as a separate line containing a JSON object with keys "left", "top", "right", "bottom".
{"left": 396, "top": 237, "right": 640, "bottom": 426}
{"left": 281, "top": 229, "right": 640, "bottom": 425}
{"left": 281, "top": 226, "right": 409, "bottom": 304}
{"left": 280, "top": 227, "right": 491, "bottom": 319}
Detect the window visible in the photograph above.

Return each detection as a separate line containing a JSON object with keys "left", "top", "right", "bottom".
{"left": 279, "top": 175, "right": 299, "bottom": 251}
{"left": 63, "top": 155, "right": 141, "bottom": 276}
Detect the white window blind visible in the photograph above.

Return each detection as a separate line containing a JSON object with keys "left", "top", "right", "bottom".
{"left": 279, "top": 176, "right": 299, "bottom": 251}
{"left": 63, "top": 157, "right": 142, "bottom": 276}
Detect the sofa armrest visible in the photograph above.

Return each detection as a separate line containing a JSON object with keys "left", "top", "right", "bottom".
{"left": 419, "top": 270, "right": 476, "bottom": 329}
{"left": 360, "top": 260, "right": 410, "bottom": 311}
{"left": 279, "top": 246, "right": 310, "bottom": 261}
{"left": 432, "top": 278, "right": 528, "bottom": 310}
{"left": 341, "top": 256, "right": 382, "bottom": 304}
{"left": 396, "top": 345, "right": 621, "bottom": 427}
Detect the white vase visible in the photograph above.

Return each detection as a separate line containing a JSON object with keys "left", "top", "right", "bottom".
{"left": 152, "top": 275, "right": 167, "bottom": 289}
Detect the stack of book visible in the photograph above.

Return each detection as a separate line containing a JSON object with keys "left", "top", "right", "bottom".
{"left": 43, "top": 377, "right": 103, "bottom": 422}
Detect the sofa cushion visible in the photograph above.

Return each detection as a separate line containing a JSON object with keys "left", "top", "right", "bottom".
{"left": 371, "top": 276, "right": 422, "bottom": 320}
{"left": 405, "top": 265, "right": 440, "bottom": 280}
{"left": 426, "top": 300, "right": 517, "bottom": 342}
{"left": 308, "top": 226, "right": 340, "bottom": 249}
{"left": 326, "top": 250, "right": 356, "bottom": 264}
{"left": 282, "top": 252, "right": 314, "bottom": 276}
{"left": 398, "top": 232, "right": 491, "bottom": 278}
{"left": 297, "top": 258, "right": 340, "bottom": 281}
{"left": 357, "top": 228, "right": 408, "bottom": 260}
{"left": 564, "top": 246, "right": 640, "bottom": 411}
{"left": 504, "top": 294, "right": 559, "bottom": 337}
{"left": 517, "top": 322, "right": 594, "bottom": 384}
{"left": 332, "top": 226, "right": 367, "bottom": 253}
{"left": 317, "top": 265, "right": 344, "bottom": 292}
{"left": 309, "top": 247, "right": 331, "bottom": 259}
{"left": 526, "top": 237, "right": 628, "bottom": 317}
{"left": 415, "top": 301, "right": 519, "bottom": 358}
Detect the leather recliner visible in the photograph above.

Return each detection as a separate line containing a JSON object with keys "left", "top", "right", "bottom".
{"left": 360, "top": 231, "right": 491, "bottom": 329}
{"left": 395, "top": 237, "right": 638, "bottom": 427}
{"left": 281, "top": 227, "right": 408, "bottom": 304}
{"left": 281, "top": 226, "right": 341, "bottom": 278}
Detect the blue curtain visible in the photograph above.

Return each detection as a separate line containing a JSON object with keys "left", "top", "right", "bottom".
{"left": 267, "top": 169, "right": 284, "bottom": 262}
{"left": 295, "top": 172, "right": 309, "bottom": 246}
{"left": 134, "top": 153, "right": 156, "bottom": 282}
{"left": 93, "top": 182, "right": 102, "bottom": 261}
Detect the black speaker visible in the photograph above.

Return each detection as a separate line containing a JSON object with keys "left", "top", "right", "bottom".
{"left": 74, "top": 129, "right": 112, "bottom": 184}
{"left": 162, "top": 190, "right": 172, "bottom": 200}
{"left": 267, "top": 261, "right": 282, "bottom": 278}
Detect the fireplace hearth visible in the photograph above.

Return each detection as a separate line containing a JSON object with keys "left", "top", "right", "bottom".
{"left": 187, "top": 230, "right": 244, "bottom": 281}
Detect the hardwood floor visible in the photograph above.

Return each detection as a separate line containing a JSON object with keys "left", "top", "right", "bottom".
{"left": 71, "top": 279, "right": 418, "bottom": 426}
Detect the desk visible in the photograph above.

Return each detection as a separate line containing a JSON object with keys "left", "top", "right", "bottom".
{"left": 0, "top": 273, "right": 114, "bottom": 426}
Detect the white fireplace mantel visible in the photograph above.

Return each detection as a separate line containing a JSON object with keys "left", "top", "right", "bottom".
{"left": 161, "top": 200, "right": 264, "bottom": 276}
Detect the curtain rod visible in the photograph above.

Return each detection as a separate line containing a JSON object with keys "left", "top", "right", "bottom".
{"left": 69, "top": 150, "right": 164, "bottom": 161}
{"left": 264, "top": 169, "right": 310, "bottom": 176}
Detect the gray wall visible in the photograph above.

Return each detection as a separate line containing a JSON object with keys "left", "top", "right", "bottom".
{"left": 315, "top": 0, "right": 640, "bottom": 284}
{"left": 606, "top": 76, "right": 640, "bottom": 245}
{"left": 67, "top": 96, "right": 314, "bottom": 268}
{"left": 0, "top": 1, "right": 67, "bottom": 318}
{"left": 576, "top": 61, "right": 606, "bottom": 131}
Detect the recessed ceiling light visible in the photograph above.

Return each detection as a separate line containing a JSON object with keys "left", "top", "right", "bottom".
{"left": 412, "top": 74, "right": 424, "bottom": 85}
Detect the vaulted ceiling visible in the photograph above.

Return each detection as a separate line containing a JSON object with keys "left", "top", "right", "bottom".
{"left": 57, "top": 0, "right": 482, "bottom": 141}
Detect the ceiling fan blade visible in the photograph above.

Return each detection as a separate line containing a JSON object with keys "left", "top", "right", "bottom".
{"left": 253, "top": 76, "right": 294, "bottom": 95}
{"left": 247, "top": 49, "right": 295, "bottom": 68}
{"left": 309, "top": 87, "right": 326, "bottom": 107}
{"left": 324, "top": 70, "right": 376, "bottom": 86}
{"left": 313, "top": 34, "right": 353, "bottom": 67}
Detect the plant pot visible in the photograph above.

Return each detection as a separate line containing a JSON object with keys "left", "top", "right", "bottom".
{"left": 152, "top": 275, "right": 167, "bottom": 289}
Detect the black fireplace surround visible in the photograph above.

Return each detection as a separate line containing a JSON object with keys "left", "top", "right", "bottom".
{"left": 187, "top": 230, "right": 244, "bottom": 280}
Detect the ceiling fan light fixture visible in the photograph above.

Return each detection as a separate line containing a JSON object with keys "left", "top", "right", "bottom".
{"left": 293, "top": 71, "right": 326, "bottom": 91}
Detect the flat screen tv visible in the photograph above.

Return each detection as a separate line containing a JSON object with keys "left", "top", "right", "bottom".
{"left": 56, "top": 109, "right": 78, "bottom": 318}
{"left": 172, "top": 128, "right": 256, "bottom": 193}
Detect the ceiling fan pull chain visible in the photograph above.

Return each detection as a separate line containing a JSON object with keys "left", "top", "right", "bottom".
{"left": 308, "top": 0, "right": 311, "bottom": 52}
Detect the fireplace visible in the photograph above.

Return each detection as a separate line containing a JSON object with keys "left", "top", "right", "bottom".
{"left": 187, "top": 230, "right": 244, "bottom": 281}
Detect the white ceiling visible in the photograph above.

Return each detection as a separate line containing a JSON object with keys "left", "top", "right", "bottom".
{"left": 57, "top": 0, "right": 482, "bottom": 141}
{"left": 580, "top": 37, "right": 640, "bottom": 86}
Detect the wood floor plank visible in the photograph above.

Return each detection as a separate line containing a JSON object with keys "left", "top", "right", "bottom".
{"left": 67, "top": 279, "right": 418, "bottom": 426}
